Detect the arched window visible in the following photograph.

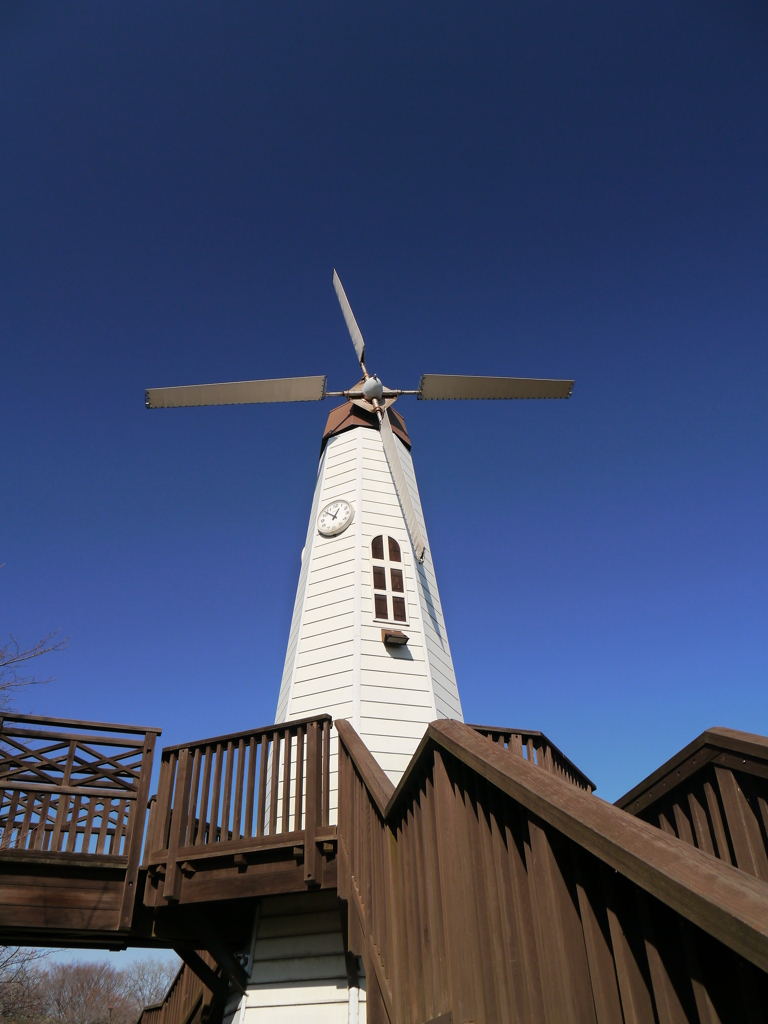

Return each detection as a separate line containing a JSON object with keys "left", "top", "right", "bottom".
{"left": 371, "top": 535, "right": 407, "bottom": 624}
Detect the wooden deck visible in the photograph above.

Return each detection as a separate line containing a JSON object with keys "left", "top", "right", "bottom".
{"left": 142, "top": 715, "right": 337, "bottom": 909}
{"left": 6, "top": 711, "right": 768, "bottom": 1023}
{"left": 0, "top": 711, "right": 338, "bottom": 997}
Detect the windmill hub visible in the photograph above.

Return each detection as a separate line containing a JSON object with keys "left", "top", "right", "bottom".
{"left": 361, "top": 375, "right": 384, "bottom": 401}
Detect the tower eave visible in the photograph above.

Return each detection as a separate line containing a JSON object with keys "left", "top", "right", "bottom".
{"left": 320, "top": 401, "right": 411, "bottom": 455}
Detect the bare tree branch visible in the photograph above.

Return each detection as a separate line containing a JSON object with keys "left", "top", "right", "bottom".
{"left": 0, "top": 953, "right": 180, "bottom": 1023}
{"left": 0, "top": 631, "right": 70, "bottom": 709}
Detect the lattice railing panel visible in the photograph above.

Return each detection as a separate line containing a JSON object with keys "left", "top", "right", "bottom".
{"left": 0, "top": 788, "right": 136, "bottom": 855}
{"left": 0, "top": 714, "right": 159, "bottom": 868}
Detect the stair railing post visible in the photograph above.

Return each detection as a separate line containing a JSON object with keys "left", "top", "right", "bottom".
{"left": 119, "top": 729, "right": 158, "bottom": 928}
{"left": 163, "top": 746, "right": 194, "bottom": 903}
{"left": 304, "top": 721, "right": 323, "bottom": 885}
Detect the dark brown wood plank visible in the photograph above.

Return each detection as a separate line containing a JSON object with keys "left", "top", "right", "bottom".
{"left": 573, "top": 848, "right": 624, "bottom": 1024}
{"left": 0, "top": 883, "right": 122, "bottom": 910}
{"left": 65, "top": 795, "right": 82, "bottom": 854}
{"left": 17, "top": 792, "right": 36, "bottom": 851}
{"left": 432, "top": 749, "right": 473, "bottom": 1024}
{"left": 294, "top": 727, "right": 304, "bottom": 834}
{"left": 634, "top": 889, "right": 689, "bottom": 1024}
{"left": 163, "top": 748, "right": 194, "bottom": 902}
{"left": 461, "top": 766, "right": 499, "bottom": 1022}
{"left": 526, "top": 816, "right": 596, "bottom": 1024}
{"left": 472, "top": 774, "right": 509, "bottom": 1022}
{"left": 109, "top": 799, "right": 127, "bottom": 856}
{"left": 714, "top": 765, "right": 768, "bottom": 881}
{"left": 322, "top": 719, "right": 331, "bottom": 827}
{"left": 153, "top": 753, "right": 175, "bottom": 855}
{"left": 185, "top": 747, "right": 202, "bottom": 847}
{"left": 80, "top": 796, "right": 98, "bottom": 855}
{"left": 495, "top": 795, "right": 544, "bottom": 1024}
{"left": 196, "top": 745, "right": 213, "bottom": 847}
{"left": 281, "top": 729, "right": 292, "bottom": 835}
{"left": 256, "top": 735, "right": 268, "bottom": 838}
{"left": 208, "top": 743, "right": 224, "bottom": 845}
{"left": 31, "top": 793, "right": 51, "bottom": 852}
{"left": 1, "top": 790, "right": 20, "bottom": 851}
{"left": 303, "top": 722, "right": 322, "bottom": 885}
{"left": 219, "top": 741, "right": 235, "bottom": 846}
{"left": 0, "top": 906, "right": 121, "bottom": 930}
{"left": 244, "top": 735, "right": 256, "bottom": 840}
{"left": 95, "top": 797, "right": 112, "bottom": 856}
{"left": 119, "top": 730, "right": 157, "bottom": 929}
{"left": 233, "top": 737, "right": 246, "bottom": 842}
{"left": 50, "top": 742, "right": 77, "bottom": 851}
{"left": 268, "top": 731, "right": 280, "bottom": 837}
{"left": 687, "top": 787, "right": 715, "bottom": 856}
{"left": 678, "top": 920, "right": 722, "bottom": 1024}
{"left": 702, "top": 776, "right": 732, "bottom": 865}
{"left": 420, "top": 772, "right": 451, "bottom": 1017}
{"left": 601, "top": 864, "right": 655, "bottom": 1024}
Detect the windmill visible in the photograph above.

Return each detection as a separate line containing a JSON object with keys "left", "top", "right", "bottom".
{"left": 147, "top": 271, "right": 573, "bottom": 565}
{"left": 146, "top": 272, "right": 574, "bottom": 783}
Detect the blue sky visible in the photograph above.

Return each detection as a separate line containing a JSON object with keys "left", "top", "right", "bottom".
{"left": 2, "top": 0, "right": 767, "bottom": 814}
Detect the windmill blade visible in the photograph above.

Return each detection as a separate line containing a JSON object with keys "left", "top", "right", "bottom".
{"left": 379, "top": 411, "right": 426, "bottom": 564}
{"left": 418, "top": 374, "right": 574, "bottom": 401}
{"left": 145, "top": 375, "right": 327, "bottom": 409}
{"left": 333, "top": 270, "right": 366, "bottom": 367}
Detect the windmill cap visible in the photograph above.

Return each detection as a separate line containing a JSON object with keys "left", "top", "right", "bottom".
{"left": 320, "top": 401, "right": 411, "bottom": 456}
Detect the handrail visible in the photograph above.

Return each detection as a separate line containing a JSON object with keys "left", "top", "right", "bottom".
{"left": 425, "top": 720, "right": 768, "bottom": 970}
{"left": 0, "top": 712, "right": 161, "bottom": 735}
{"left": 467, "top": 723, "right": 596, "bottom": 792}
{"left": 158, "top": 713, "right": 333, "bottom": 756}
{"left": 337, "top": 716, "right": 768, "bottom": 1024}
{"left": 146, "top": 714, "right": 333, "bottom": 901}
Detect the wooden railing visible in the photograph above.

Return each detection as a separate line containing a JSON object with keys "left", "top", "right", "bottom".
{"left": 469, "top": 724, "right": 595, "bottom": 792}
{"left": 136, "top": 951, "right": 224, "bottom": 1024}
{"left": 0, "top": 713, "right": 160, "bottom": 931}
{"left": 617, "top": 726, "right": 768, "bottom": 883}
{"left": 144, "top": 715, "right": 333, "bottom": 903}
{"left": 338, "top": 718, "right": 768, "bottom": 1024}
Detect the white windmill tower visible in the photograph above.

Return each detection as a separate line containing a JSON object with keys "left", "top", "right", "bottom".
{"left": 146, "top": 276, "right": 573, "bottom": 1022}
{"left": 146, "top": 272, "right": 573, "bottom": 799}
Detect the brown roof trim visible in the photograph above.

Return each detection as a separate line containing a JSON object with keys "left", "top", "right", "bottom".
{"left": 320, "top": 402, "right": 411, "bottom": 455}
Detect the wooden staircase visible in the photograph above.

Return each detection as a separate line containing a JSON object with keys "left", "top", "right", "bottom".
{"left": 336, "top": 718, "right": 768, "bottom": 1024}
{"left": 3, "top": 711, "right": 768, "bottom": 1023}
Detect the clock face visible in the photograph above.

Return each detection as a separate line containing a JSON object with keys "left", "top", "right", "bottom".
{"left": 318, "top": 500, "right": 354, "bottom": 537}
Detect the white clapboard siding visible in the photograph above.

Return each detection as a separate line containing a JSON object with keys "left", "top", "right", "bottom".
{"left": 229, "top": 891, "right": 365, "bottom": 1024}
{"left": 276, "top": 421, "right": 463, "bottom": 787}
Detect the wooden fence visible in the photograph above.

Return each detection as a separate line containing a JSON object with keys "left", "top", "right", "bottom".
{"left": 137, "top": 950, "right": 224, "bottom": 1024}
{"left": 617, "top": 726, "right": 768, "bottom": 883}
{"left": 469, "top": 724, "right": 595, "bottom": 792}
{"left": 338, "top": 718, "right": 768, "bottom": 1024}
{"left": 144, "top": 715, "right": 333, "bottom": 904}
{"left": 0, "top": 713, "right": 159, "bottom": 931}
